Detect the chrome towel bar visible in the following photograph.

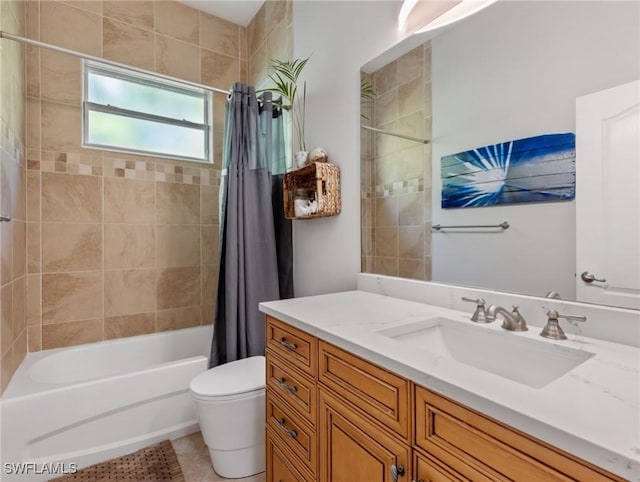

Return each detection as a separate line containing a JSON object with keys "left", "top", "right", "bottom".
{"left": 432, "top": 221, "right": 509, "bottom": 231}
{"left": 361, "top": 125, "right": 429, "bottom": 144}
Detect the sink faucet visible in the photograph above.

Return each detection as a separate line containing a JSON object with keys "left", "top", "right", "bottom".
{"left": 461, "top": 297, "right": 491, "bottom": 323}
{"left": 540, "top": 310, "right": 587, "bottom": 340}
{"left": 487, "top": 304, "right": 528, "bottom": 332}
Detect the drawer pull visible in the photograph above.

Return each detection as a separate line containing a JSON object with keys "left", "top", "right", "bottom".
{"left": 391, "top": 464, "right": 405, "bottom": 482}
{"left": 279, "top": 337, "right": 297, "bottom": 350}
{"left": 278, "top": 418, "right": 297, "bottom": 438}
{"left": 278, "top": 377, "right": 298, "bottom": 393}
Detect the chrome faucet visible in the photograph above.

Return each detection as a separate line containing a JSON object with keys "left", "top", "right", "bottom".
{"left": 461, "top": 297, "right": 491, "bottom": 323}
{"left": 487, "top": 304, "right": 528, "bottom": 331}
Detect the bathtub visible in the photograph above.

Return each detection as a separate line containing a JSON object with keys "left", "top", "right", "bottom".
{"left": 0, "top": 325, "right": 212, "bottom": 481}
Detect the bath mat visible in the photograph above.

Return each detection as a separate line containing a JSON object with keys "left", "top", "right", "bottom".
{"left": 49, "top": 440, "right": 185, "bottom": 482}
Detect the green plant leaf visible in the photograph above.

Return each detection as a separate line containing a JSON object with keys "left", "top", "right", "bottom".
{"left": 265, "top": 57, "right": 311, "bottom": 151}
{"left": 360, "top": 77, "right": 377, "bottom": 101}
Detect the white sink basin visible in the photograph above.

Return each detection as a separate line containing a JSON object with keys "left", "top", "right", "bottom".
{"left": 378, "top": 317, "right": 594, "bottom": 388}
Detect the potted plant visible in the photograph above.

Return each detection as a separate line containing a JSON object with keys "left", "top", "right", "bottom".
{"left": 265, "top": 58, "right": 377, "bottom": 168}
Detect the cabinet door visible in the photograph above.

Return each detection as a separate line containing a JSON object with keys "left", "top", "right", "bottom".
{"left": 319, "top": 388, "right": 410, "bottom": 482}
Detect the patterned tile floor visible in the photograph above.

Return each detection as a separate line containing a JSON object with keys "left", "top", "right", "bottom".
{"left": 172, "top": 432, "right": 265, "bottom": 482}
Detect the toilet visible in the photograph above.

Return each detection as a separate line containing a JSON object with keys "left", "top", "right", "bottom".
{"left": 189, "top": 356, "right": 266, "bottom": 478}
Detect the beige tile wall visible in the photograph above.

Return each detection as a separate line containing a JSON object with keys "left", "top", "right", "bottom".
{"left": 0, "top": 0, "right": 27, "bottom": 395}
{"left": 248, "top": 0, "right": 293, "bottom": 90}
{"left": 24, "top": 0, "right": 247, "bottom": 352}
{"left": 361, "top": 44, "right": 433, "bottom": 281}
{"left": 361, "top": 71, "right": 375, "bottom": 274}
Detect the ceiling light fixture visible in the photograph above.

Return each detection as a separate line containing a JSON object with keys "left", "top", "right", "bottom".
{"left": 399, "top": 0, "right": 499, "bottom": 36}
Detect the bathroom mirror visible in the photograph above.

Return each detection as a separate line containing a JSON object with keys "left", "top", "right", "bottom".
{"left": 360, "top": 0, "right": 640, "bottom": 309}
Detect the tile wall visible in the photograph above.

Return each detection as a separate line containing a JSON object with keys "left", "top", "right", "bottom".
{"left": 0, "top": 0, "right": 26, "bottom": 394}
{"left": 361, "top": 44, "right": 433, "bottom": 281}
{"left": 23, "top": 0, "right": 248, "bottom": 352}
{"left": 247, "top": 0, "right": 293, "bottom": 90}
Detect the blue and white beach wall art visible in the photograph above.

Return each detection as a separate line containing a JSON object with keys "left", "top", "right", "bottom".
{"left": 440, "top": 133, "right": 576, "bottom": 209}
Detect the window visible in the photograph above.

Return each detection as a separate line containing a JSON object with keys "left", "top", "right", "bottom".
{"left": 82, "top": 61, "right": 212, "bottom": 163}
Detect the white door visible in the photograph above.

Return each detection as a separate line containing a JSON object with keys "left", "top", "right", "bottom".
{"left": 576, "top": 80, "right": 640, "bottom": 309}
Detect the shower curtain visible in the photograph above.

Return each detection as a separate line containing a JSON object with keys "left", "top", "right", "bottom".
{"left": 210, "top": 83, "right": 293, "bottom": 367}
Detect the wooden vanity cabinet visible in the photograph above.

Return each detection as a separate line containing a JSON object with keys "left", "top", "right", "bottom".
{"left": 265, "top": 316, "right": 624, "bottom": 482}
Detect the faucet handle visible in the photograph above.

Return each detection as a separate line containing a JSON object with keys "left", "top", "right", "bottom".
{"left": 461, "top": 297, "right": 491, "bottom": 323}
{"left": 549, "top": 310, "right": 587, "bottom": 323}
{"left": 511, "top": 305, "right": 524, "bottom": 320}
{"left": 540, "top": 310, "right": 587, "bottom": 340}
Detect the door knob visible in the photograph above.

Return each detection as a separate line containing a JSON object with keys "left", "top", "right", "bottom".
{"left": 581, "top": 271, "right": 606, "bottom": 283}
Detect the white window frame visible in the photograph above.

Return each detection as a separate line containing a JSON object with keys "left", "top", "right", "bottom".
{"left": 82, "top": 60, "right": 213, "bottom": 163}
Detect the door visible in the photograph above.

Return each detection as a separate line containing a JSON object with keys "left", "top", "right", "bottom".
{"left": 319, "top": 388, "right": 410, "bottom": 482}
{"left": 576, "top": 80, "right": 640, "bottom": 309}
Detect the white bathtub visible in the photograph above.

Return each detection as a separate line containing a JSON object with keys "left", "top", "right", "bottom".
{"left": 0, "top": 325, "right": 212, "bottom": 481}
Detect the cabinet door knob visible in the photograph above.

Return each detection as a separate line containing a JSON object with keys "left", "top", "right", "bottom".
{"left": 391, "top": 464, "right": 405, "bottom": 481}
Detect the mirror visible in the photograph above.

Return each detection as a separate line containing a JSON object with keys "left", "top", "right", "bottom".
{"left": 360, "top": 0, "right": 640, "bottom": 309}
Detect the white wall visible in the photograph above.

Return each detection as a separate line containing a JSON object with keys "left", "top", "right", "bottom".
{"left": 431, "top": 1, "right": 639, "bottom": 299}
{"left": 292, "top": 1, "right": 401, "bottom": 296}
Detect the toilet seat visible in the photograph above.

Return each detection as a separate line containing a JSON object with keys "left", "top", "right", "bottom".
{"left": 190, "top": 355, "right": 265, "bottom": 400}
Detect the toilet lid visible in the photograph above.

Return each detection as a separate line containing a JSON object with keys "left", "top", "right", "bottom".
{"left": 190, "top": 355, "right": 265, "bottom": 398}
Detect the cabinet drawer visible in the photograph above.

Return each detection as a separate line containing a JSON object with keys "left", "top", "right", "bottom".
{"left": 319, "top": 341, "right": 410, "bottom": 440}
{"left": 415, "top": 386, "right": 623, "bottom": 482}
{"left": 266, "top": 388, "right": 317, "bottom": 474}
{"left": 266, "top": 427, "right": 315, "bottom": 482}
{"left": 266, "top": 316, "right": 317, "bottom": 377}
{"left": 266, "top": 350, "right": 317, "bottom": 424}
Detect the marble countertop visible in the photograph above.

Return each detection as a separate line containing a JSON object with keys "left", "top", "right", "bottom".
{"left": 260, "top": 290, "right": 640, "bottom": 481}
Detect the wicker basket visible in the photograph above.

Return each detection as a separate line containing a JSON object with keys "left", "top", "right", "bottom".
{"left": 283, "top": 162, "right": 341, "bottom": 219}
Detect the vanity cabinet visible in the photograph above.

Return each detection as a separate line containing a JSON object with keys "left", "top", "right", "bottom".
{"left": 265, "top": 316, "right": 624, "bottom": 482}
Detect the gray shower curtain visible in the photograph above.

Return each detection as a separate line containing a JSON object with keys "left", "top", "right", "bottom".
{"left": 210, "top": 83, "right": 293, "bottom": 367}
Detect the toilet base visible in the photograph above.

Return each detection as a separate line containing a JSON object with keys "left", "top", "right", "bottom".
{"left": 207, "top": 442, "right": 265, "bottom": 478}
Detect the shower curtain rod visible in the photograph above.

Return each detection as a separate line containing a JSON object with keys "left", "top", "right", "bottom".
{"left": 0, "top": 30, "right": 231, "bottom": 96}
{"left": 361, "top": 124, "right": 430, "bottom": 144}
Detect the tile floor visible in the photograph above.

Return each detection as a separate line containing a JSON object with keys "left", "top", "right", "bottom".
{"left": 172, "top": 432, "right": 265, "bottom": 482}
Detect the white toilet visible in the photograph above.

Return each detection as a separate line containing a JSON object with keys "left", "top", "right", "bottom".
{"left": 189, "top": 356, "right": 266, "bottom": 478}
